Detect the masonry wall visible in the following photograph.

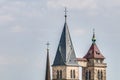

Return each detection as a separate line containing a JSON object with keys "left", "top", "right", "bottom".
{"left": 52, "top": 66, "right": 79, "bottom": 80}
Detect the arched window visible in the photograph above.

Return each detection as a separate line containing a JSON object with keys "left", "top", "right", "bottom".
{"left": 57, "top": 70, "right": 59, "bottom": 79}
{"left": 73, "top": 70, "right": 75, "bottom": 78}
{"left": 60, "top": 70, "right": 62, "bottom": 79}
{"left": 70, "top": 70, "right": 76, "bottom": 79}
{"left": 70, "top": 70, "right": 72, "bottom": 78}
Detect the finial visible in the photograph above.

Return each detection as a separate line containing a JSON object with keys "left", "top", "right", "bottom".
{"left": 64, "top": 7, "right": 68, "bottom": 22}
{"left": 92, "top": 29, "right": 96, "bottom": 43}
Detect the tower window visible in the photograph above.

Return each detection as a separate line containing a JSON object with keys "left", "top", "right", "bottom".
{"left": 85, "top": 71, "right": 88, "bottom": 80}
{"left": 98, "top": 70, "right": 103, "bottom": 80}
{"left": 57, "top": 70, "right": 62, "bottom": 79}
{"left": 98, "top": 70, "right": 100, "bottom": 80}
{"left": 60, "top": 70, "right": 62, "bottom": 79}
{"left": 85, "top": 70, "right": 91, "bottom": 80}
{"left": 70, "top": 70, "right": 72, "bottom": 78}
{"left": 57, "top": 70, "right": 59, "bottom": 79}
{"left": 101, "top": 71, "right": 103, "bottom": 80}
{"left": 89, "top": 71, "right": 91, "bottom": 80}
{"left": 70, "top": 70, "right": 76, "bottom": 79}
{"left": 73, "top": 70, "right": 75, "bottom": 78}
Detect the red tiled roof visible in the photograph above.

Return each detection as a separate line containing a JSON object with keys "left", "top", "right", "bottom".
{"left": 77, "top": 58, "right": 87, "bottom": 61}
{"left": 83, "top": 43, "right": 105, "bottom": 59}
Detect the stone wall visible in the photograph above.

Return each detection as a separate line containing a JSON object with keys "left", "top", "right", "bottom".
{"left": 52, "top": 66, "right": 79, "bottom": 80}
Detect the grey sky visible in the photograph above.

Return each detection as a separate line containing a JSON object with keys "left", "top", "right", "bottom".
{"left": 0, "top": 0, "right": 119, "bottom": 80}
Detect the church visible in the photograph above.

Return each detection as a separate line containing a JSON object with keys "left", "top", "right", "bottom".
{"left": 45, "top": 9, "right": 107, "bottom": 80}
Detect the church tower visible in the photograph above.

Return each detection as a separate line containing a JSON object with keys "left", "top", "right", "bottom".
{"left": 82, "top": 30, "right": 107, "bottom": 80}
{"left": 52, "top": 9, "right": 79, "bottom": 80}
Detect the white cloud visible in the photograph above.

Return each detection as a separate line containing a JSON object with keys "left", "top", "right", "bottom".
{"left": 11, "top": 25, "right": 25, "bottom": 32}
{"left": 72, "top": 28, "right": 87, "bottom": 36}
{"left": 47, "top": 0, "right": 97, "bottom": 10}
{"left": 0, "top": 1, "right": 43, "bottom": 20}
{"left": 47, "top": 0, "right": 120, "bottom": 16}
{"left": 0, "top": 55, "right": 28, "bottom": 65}
{"left": 0, "top": 15, "right": 14, "bottom": 23}
{"left": 105, "top": 0, "right": 120, "bottom": 7}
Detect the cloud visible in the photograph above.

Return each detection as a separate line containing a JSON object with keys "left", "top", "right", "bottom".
{"left": 11, "top": 25, "right": 25, "bottom": 32}
{"left": 47, "top": 0, "right": 97, "bottom": 10}
{"left": 0, "top": 1, "right": 43, "bottom": 20}
{"left": 72, "top": 28, "right": 87, "bottom": 36}
{"left": 105, "top": 0, "right": 120, "bottom": 7}
{"left": 0, "top": 55, "right": 28, "bottom": 65}
{"left": 47, "top": 0, "right": 120, "bottom": 17}
{"left": 0, "top": 15, "right": 14, "bottom": 23}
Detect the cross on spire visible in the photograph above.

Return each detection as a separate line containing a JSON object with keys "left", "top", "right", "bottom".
{"left": 64, "top": 7, "right": 68, "bottom": 16}
{"left": 64, "top": 7, "right": 68, "bottom": 22}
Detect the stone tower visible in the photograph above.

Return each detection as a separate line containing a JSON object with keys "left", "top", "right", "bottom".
{"left": 81, "top": 31, "right": 107, "bottom": 80}
{"left": 52, "top": 9, "right": 79, "bottom": 80}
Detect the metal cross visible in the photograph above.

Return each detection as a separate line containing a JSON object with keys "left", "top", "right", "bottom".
{"left": 64, "top": 7, "right": 68, "bottom": 16}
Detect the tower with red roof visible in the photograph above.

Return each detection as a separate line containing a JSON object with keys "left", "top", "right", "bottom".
{"left": 80, "top": 30, "right": 107, "bottom": 80}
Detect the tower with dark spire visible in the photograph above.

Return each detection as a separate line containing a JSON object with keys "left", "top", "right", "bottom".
{"left": 45, "top": 42, "right": 51, "bottom": 80}
{"left": 81, "top": 30, "right": 107, "bottom": 80}
{"left": 52, "top": 8, "right": 79, "bottom": 80}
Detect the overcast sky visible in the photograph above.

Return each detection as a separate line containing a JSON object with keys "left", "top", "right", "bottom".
{"left": 0, "top": 0, "right": 119, "bottom": 80}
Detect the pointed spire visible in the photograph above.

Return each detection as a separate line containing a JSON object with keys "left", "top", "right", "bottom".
{"left": 45, "top": 42, "right": 51, "bottom": 80}
{"left": 64, "top": 7, "right": 68, "bottom": 23}
{"left": 53, "top": 10, "right": 78, "bottom": 66}
{"left": 92, "top": 29, "right": 96, "bottom": 43}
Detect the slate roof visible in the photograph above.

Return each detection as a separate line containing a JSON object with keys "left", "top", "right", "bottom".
{"left": 83, "top": 32, "right": 105, "bottom": 59}
{"left": 52, "top": 19, "right": 78, "bottom": 66}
